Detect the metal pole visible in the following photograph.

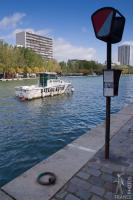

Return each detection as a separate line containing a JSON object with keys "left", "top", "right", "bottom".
{"left": 105, "top": 42, "right": 111, "bottom": 159}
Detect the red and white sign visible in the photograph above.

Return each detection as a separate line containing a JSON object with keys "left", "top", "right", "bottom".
{"left": 92, "top": 8, "right": 114, "bottom": 37}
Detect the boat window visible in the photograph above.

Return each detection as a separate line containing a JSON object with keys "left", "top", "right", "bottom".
{"left": 48, "top": 74, "right": 58, "bottom": 80}
{"left": 39, "top": 74, "right": 48, "bottom": 87}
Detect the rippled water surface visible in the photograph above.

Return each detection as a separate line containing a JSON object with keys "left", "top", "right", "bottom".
{"left": 0, "top": 75, "right": 133, "bottom": 186}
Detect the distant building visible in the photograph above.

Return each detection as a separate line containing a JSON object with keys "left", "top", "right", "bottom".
{"left": 0, "top": 39, "right": 4, "bottom": 43}
{"left": 16, "top": 31, "right": 53, "bottom": 60}
{"left": 118, "top": 43, "right": 133, "bottom": 66}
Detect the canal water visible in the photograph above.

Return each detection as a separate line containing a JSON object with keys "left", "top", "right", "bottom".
{"left": 0, "top": 75, "right": 133, "bottom": 186}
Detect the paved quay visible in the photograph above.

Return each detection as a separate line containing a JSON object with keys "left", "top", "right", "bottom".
{"left": 1, "top": 103, "right": 133, "bottom": 200}
{"left": 51, "top": 109, "right": 133, "bottom": 200}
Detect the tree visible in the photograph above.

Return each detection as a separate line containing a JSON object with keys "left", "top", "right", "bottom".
{"left": 0, "top": 40, "right": 132, "bottom": 77}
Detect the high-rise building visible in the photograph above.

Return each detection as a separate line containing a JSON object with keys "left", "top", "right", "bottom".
{"left": 118, "top": 43, "right": 133, "bottom": 66}
{"left": 16, "top": 31, "right": 53, "bottom": 60}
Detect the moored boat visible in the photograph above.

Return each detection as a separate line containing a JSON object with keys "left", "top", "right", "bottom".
{"left": 15, "top": 72, "right": 74, "bottom": 100}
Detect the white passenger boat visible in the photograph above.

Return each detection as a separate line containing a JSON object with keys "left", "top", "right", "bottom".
{"left": 15, "top": 72, "right": 74, "bottom": 100}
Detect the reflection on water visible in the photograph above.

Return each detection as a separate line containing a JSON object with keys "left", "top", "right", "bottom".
{"left": 0, "top": 75, "right": 133, "bottom": 186}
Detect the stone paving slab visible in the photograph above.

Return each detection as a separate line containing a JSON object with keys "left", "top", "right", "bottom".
{"left": 118, "top": 103, "right": 133, "bottom": 115}
{"left": 0, "top": 190, "right": 14, "bottom": 200}
{"left": 51, "top": 114, "right": 133, "bottom": 200}
{"left": 2, "top": 103, "right": 133, "bottom": 200}
{"left": 2, "top": 145, "right": 96, "bottom": 200}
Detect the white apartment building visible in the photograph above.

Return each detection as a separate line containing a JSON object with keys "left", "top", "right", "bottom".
{"left": 16, "top": 31, "right": 53, "bottom": 60}
{"left": 118, "top": 43, "right": 133, "bottom": 66}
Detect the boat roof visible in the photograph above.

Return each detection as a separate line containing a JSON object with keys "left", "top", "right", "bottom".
{"left": 39, "top": 72, "right": 57, "bottom": 75}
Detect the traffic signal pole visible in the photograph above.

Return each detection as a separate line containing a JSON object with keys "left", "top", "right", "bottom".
{"left": 105, "top": 42, "right": 111, "bottom": 159}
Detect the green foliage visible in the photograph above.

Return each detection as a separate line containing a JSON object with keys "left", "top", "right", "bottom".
{"left": 59, "top": 60, "right": 105, "bottom": 75}
{"left": 113, "top": 64, "right": 133, "bottom": 74}
{"left": 0, "top": 41, "right": 61, "bottom": 77}
{"left": 59, "top": 60, "right": 133, "bottom": 75}
{"left": 0, "top": 41, "right": 132, "bottom": 77}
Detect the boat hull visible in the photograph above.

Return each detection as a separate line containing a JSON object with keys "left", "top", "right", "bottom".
{"left": 15, "top": 84, "right": 74, "bottom": 100}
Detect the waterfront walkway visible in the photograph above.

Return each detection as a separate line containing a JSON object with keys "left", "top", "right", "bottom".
{"left": 51, "top": 113, "right": 133, "bottom": 200}
{"left": 0, "top": 104, "right": 133, "bottom": 200}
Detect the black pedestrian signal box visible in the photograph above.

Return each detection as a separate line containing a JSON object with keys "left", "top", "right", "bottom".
{"left": 91, "top": 7, "right": 125, "bottom": 43}
{"left": 103, "top": 69, "right": 121, "bottom": 97}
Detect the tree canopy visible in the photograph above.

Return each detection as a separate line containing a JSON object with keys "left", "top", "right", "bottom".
{"left": 59, "top": 60, "right": 105, "bottom": 75}
{"left": 0, "top": 41, "right": 61, "bottom": 77}
{"left": 0, "top": 41, "right": 132, "bottom": 78}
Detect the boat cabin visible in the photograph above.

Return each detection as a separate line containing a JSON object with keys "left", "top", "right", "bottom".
{"left": 39, "top": 72, "right": 58, "bottom": 87}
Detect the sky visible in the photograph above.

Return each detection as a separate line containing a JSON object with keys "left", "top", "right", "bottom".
{"left": 0, "top": 0, "right": 133, "bottom": 63}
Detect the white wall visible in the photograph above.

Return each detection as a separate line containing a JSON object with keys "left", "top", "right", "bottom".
{"left": 16, "top": 32, "right": 26, "bottom": 47}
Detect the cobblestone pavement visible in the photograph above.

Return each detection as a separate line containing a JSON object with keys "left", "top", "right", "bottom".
{"left": 51, "top": 117, "right": 133, "bottom": 200}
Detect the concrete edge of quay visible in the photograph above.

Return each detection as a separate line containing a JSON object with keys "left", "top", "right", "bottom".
{"left": 1, "top": 103, "right": 133, "bottom": 200}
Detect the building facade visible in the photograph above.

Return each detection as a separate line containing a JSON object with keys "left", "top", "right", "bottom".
{"left": 118, "top": 44, "right": 133, "bottom": 66}
{"left": 16, "top": 31, "right": 53, "bottom": 60}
